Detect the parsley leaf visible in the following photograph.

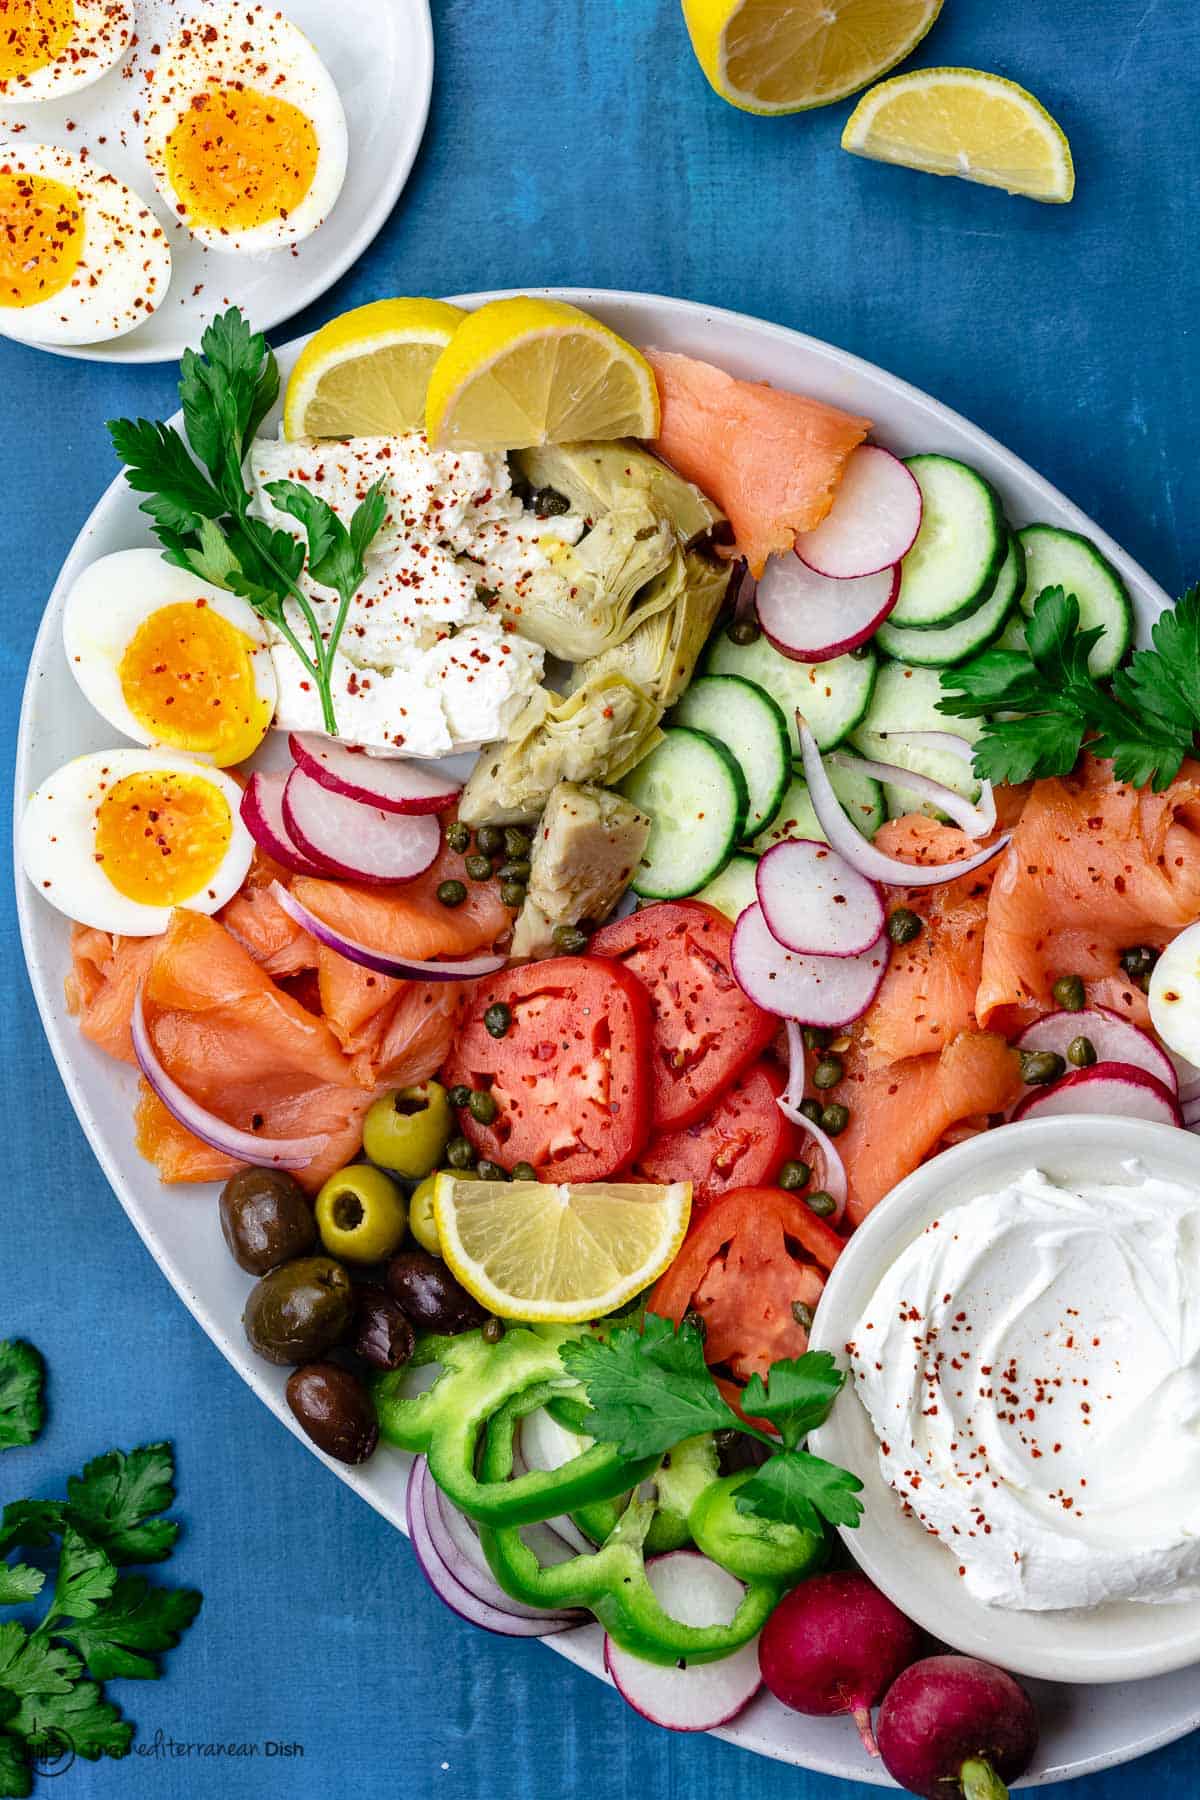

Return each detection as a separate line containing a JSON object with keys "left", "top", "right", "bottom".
{"left": 0, "top": 1346, "right": 43, "bottom": 1453}
{"left": 739, "top": 1353, "right": 845, "bottom": 1452}
{"left": 56, "top": 1579, "right": 201, "bottom": 1682}
{"left": 735, "top": 1451, "right": 864, "bottom": 1536}
{"left": 0, "top": 1569, "right": 42, "bottom": 1609}
{"left": 560, "top": 1315, "right": 740, "bottom": 1459}
{"left": 46, "top": 1530, "right": 116, "bottom": 1625}
{"left": 11, "top": 1680, "right": 131, "bottom": 1764}
{"left": 0, "top": 1731, "right": 29, "bottom": 1799}
{"left": 65, "top": 1444, "right": 179, "bottom": 1567}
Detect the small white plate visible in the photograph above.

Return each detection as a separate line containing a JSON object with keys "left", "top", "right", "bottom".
{"left": 808, "top": 1116, "right": 1200, "bottom": 1685}
{"left": 0, "top": 0, "right": 433, "bottom": 363}
{"left": 15, "top": 290, "right": 1200, "bottom": 1785}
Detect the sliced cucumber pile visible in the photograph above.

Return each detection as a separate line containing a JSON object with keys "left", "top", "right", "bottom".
{"left": 877, "top": 530, "right": 1025, "bottom": 667}
{"left": 704, "top": 629, "right": 877, "bottom": 752}
{"left": 672, "top": 674, "right": 790, "bottom": 842}
{"left": 851, "top": 661, "right": 983, "bottom": 821}
{"left": 890, "top": 455, "right": 1006, "bottom": 631}
{"left": 694, "top": 853, "right": 759, "bottom": 921}
{"left": 621, "top": 727, "right": 748, "bottom": 900}
{"left": 749, "top": 758, "right": 885, "bottom": 854}
{"left": 1016, "top": 523, "right": 1132, "bottom": 677}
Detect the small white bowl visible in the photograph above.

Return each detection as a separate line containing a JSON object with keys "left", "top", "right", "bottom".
{"left": 808, "top": 1115, "right": 1200, "bottom": 1685}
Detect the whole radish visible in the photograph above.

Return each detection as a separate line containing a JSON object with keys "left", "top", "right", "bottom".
{"left": 876, "top": 1654, "right": 1039, "bottom": 1798}
{"left": 758, "top": 1570, "right": 923, "bottom": 1754}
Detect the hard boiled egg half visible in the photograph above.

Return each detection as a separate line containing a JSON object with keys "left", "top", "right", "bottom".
{"left": 143, "top": 5, "right": 347, "bottom": 254}
{"left": 21, "top": 749, "right": 255, "bottom": 935}
{"left": 63, "top": 550, "right": 277, "bottom": 767}
{"left": 0, "top": 0, "right": 133, "bottom": 105}
{"left": 0, "top": 144, "right": 171, "bottom": 346}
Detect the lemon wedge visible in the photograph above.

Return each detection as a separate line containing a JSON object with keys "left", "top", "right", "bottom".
{"left": 842, "top": 67, "right": 1075, "bottom": 202}
{"left": 680, "top": 0, "right": 943, "bottom": 115}
{"left": 282, "top": 297, "right": 466, "bottom": 440}
{"left": 425, "top": 297, "right": 660, "bottom": 453}
{"left": 433, "top": 1173, "right": 691, "bottom": 1323}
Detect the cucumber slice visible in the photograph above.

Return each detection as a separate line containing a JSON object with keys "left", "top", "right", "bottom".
{"left": 621, "top": 727, "right": 748, "bottom": 900}
{"left": 994, "top": 610, "right": 1028, "bottom": 654}
{"left": 704, "top": 630, "right": 877, "bottom": 752}
{"left": 850, "top": 660, "right": 982, "bottom": 822}
{"left": 876, "top": 530, "right": 1025, "bottom": 667}
{"left": 891, "top": 455, "right": 1005, "bottom": 630}
{"left": 694, "top": 853, "right": 759, "bottom": 921}
{"left": 672, "top": 674, "right": 790, "bottom": 842}
{"left": 749, "top": 757, "right": 885, "bottom": 854}
{"left": 1016, "top": 524, "right": 1132, "bottom": 677}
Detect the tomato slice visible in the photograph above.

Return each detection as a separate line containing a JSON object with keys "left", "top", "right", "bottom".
{"left": 631, "top": 1060, "right": 800, "bottom": 1207}
{"left": 442, "top": 956, "right": 653, "bottom": 1182}
{"left": 589, "top": 900, "right": 776, "bottom": 1130}
{"left": 650, "top": 1186, "right": 843, "bottom": 1384}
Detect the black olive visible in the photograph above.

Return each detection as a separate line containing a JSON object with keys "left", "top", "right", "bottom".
{"left": 353, "top": 1289, "right": 415, "bottom": 1371}
{"left": 219, "top": 1168, "right": 316, "bottom": 1276}
{"left": 286, "top": 1363, "right": 378, "bottom": 1464}
{"left": 385, "top": 1249, "right": 488, "bottom": 1335}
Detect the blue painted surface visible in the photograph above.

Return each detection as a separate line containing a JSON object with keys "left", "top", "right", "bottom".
{"left": 2, "top": 0, "right": 1198, "bottom": 1794}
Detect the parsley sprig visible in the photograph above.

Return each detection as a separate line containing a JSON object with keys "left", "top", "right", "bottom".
{"left": 108, "top": 306, "right": 387, "bottom": 737}
{"left": 560, "top": 1314, "right": 862, "bottom": 1539}
{"left": 938, "top": 584, "right": 1200, "bottom": 791}
{"left": 0, "top": 1349, "right": 43, "bottom": 1456}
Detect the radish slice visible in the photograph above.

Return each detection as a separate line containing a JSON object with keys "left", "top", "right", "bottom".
{"left": 283, "top": 767, "right": 441, "bottom": 884}
{"left": 240, "top": 771, "right": 331, "bottom": 877}
{"left": 604, "top": 1552, "right": 762, "bottom": 1731}
{"left": 131, "top": 985, "right": 322, "bottom": 1170}
{"left": 829, "top": 748, "right": 994, "bottom": 841}
{"left": 732, "top": 904, "right": 889, "bottom": 1026}
{"left": 780, "top": 1020, "right": 847, "bottom": 1220}
{"left": 288, "top": 733, "right": 460, "bottom": 815}
{"left": 1016, "top": 1008, "right": 1178, "bottom": 1095}
{"left": 756, "top": 839, "right": 884, "bottom": 957}
{"left": 405, "top": 1460, "right": 582, "bottom": 1639}
{"left": 875, "top": 728, "right": 997, "bottom": 838}
{"left": 270, "top": 882, "right": 506, "bottom": 982}
{"left": 794, "top": 446, "right": 923, "bottom": 580}
{"left": 756, "top": 556, "right": 898, "bottom": 663}
{"left": 796, "top": 716, "right": 1011, "bottom": 888}
{"left": 1012, "top": 1061, "right": 1182, "bottom": 1127}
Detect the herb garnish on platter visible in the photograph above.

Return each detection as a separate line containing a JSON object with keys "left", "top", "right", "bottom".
{"left": 108, "top": 306, "right": 388, "bottom": 737}
{"left": 939, "top": 583, "right": 1200, "bottom": 791}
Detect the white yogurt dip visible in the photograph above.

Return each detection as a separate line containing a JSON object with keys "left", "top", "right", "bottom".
{"left": 848, "top": 1164, "right": 1200, "bottom": 1611}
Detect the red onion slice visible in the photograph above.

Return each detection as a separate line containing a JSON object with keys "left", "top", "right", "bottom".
{"left": 780, "top": 1019, "right": 847, "bottom": 1221}
{"left": 131, "top": 985, "right": 322, "bottom": 1170}
{"left": 270, "top": 882, "right": 505, "bottom": 982}
{"left": 731, "top": 904, "right": 889, "bottom": 1027}
{"left": 283, "top": 767, "right": 442, "bottom": 885}
{"left": 797, "top": 715, "right": 1010, "bottom": 888}
{"left": 416, "top": 1461, "right": 583, "bottom": 1623}
{"left": 240, "top": 771, "right": 332, "bottom": 877}
{"left": 874, "top": 728, "right": 997, "bottom": 838}
{"left": 829, "top": 748, "right": 995, "bottom": 840}
{"left": 288, "top": 734, "right": 460, "bottom": 815}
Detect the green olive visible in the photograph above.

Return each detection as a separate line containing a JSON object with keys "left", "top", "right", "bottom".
{"left": 1051, "top": 974, "right": 1086, "bottom": 1012}
{"left": 408, "top": 1174, "right": 442, "bottom": 1256}
{"left": 362, "top": 1081, "right": 452, "bottom": 1179}
{"left": 777, "top": 1159, "right": 811, "bottom": 1192}
{"left": 315, "top": 1164, "right": 407, "bottom": 1263}
{"left": 812, "top": 1055, "right": 844, "bottom": 1090}
{"left": 243, "top": 1257, "right": 354, "bottom": 1365}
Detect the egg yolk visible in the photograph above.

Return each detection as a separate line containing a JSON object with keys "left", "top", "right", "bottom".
{"left": 0, "top": 0, "right": 76, "bottom": 80}
{"left": 0, "top": 168, "right": 85, "bottom": 308}
{"left": 118, "top": 600, "right": 271, "bottom": 766}
{"left": 94, "top": 769, "right": 232, "bottom": 908}
{"left": 163, "top": 85, "right": 318, "bottom": 232}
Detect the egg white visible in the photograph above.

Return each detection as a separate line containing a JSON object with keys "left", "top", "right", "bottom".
{"left": 0, "top": 143, "right": 172, "bottom": 346}
{"left": 62, "top": 549, "right": 277, "bottom": 762}
{"left": 142, "top": 5, "right": 348, "bottom": 255}
{"left": 0, "top": 0, "right": 133, "bottom": 105}
{"left": 1150, "top": 922, "right": 1200, "bottom": 1068}
{"left": 21, "top": 748, "right": 254, "bottom": 936}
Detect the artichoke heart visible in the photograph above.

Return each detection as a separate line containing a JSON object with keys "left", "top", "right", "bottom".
{"left": 513, "top": 440, "right": 726, "bottom": 548}
{"left": 459, "top": 674, "right": 663, "bottom": 825}
{"left": 568, "top": 548, "right": 729, "bottom": 710}
{"left": 509, "top": 496, "right": 675, "bottom": 663}
{"left": 510, "top": 782, "right": 651, "bottom": 959}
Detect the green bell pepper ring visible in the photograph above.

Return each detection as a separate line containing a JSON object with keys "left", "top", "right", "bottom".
{"left": 573, "top": 1432, "right": 721, "bottom": 1552}
{"left": 477, "top": 1380, "right": 785, "bottom": 1666}
{"left": 689, "top": 1470, "right": 828, "bottom": 1583}
{"left": 372, "top": 1327, "right": 657, "bottom": 1527}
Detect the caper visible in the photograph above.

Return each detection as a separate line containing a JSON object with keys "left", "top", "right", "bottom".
{"left": 500, "top": 881, "right": 527, "bottom": 909}
{"left": 511, "top": 1161, "right": 538, "bottom": 1182}
{"left": 1120, "top": 945, "right": 1160, "bottom": 981}
{"left": 887, "top": 908, "right": 923, "bottom": 947}
{"left": 791, "top": 1300, "right": 815, "bottom": 1332}
{"left": 504, "top": 828, "right": 532, "bottom": 859}
{"left": 800, "top": 1098, "right": 823, "bottom": 1127}
{"left": 778, "top": 1159, "right": 811, "bottom": 1192}
{"left": 498, "top": 858, "right": 532, "bottom": 885}
{"left": 726, "top": 618, "right": 760, "bottom": 646}
{"left": 812, "top": 1055, "right": 844, "bottom": 1090}
{"left": 437, "top": 879, "right": 468, "bottom": 908}
{"left": 482, "top": 1317, "right": 506, "bottom": 1344}
{"left": 802, "top": 1026, "right": 832, "bottom": 1051}
{"left": 476, "top": 1160, "right": 510, "bottom": 1182}
{"left": 465, "top": 853, "right": 493, "bottom": 882}
{"left": 315, "top": 1164, "right": 408, "bottom": 1263}
{"left": 1067, "top": 1035, "right": 1098, "bottom": 1069}
{"left": 1019, "top": 1049, "right": 1066, "bottom": 1087}
{"left": 448, "top": 1084, "right": 472, "bottom": 1109}
{"left": 552, "top": 925, "right": 590, "bottom": 954}
{"left": 475, "top": 824, "right": 505, "bottom": 857}
{"left": 531, "top": 485, "right": 571, "bottom": 517}
{"left": 363, "top": 1081, "right": 452, "bottom": 1180}
{"left": 446, "top": 1135, "right": 476, "bottom": 1170}
{"left": 1051, "top": 974, "right": 1086, "bottom": 1012}
{"left": 446, "top": 822, "right": 471, "bottom": 855}
{"left": 484, "top": 1001, "right": 512, "bottom": 1038}
{"left": 683, "top": 1308, "right": 707, "bottom": 1342}
{"left": 467, "top": 1089, "right": 498, "bottom": 1126}
{"left": 806, "top": 1190, "right": 837, "bottom": 1218}
{"left": 819, "top": 1102, "right": 850, "bottom": 1136}
{"left": 850, "top": 642, "right": 873, "bottom": 660}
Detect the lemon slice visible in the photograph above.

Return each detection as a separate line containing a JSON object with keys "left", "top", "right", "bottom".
{"left": 433, "top": 1174, "right": 691, "bottom": 1323}
{"left": 282, "top": 297, "right": 466, "bottom": 440}
{"left": 681, "top": 0, "right": 943, "bottom": 116}
{"left": 842, "top": 68, "right": 1075, "bottom": 202}
{"left": 425, "top": 297, "right": 660, "bottom": 453}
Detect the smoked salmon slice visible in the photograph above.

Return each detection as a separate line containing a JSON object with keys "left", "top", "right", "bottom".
{"left": 66, "top": 927, "right": 157, "bottom": 1066}
{"left": 646, "top": 349, "right": 871, "bottom": 577}
{"left": 220, "top": 852, "right": 315, "bottom": 978}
